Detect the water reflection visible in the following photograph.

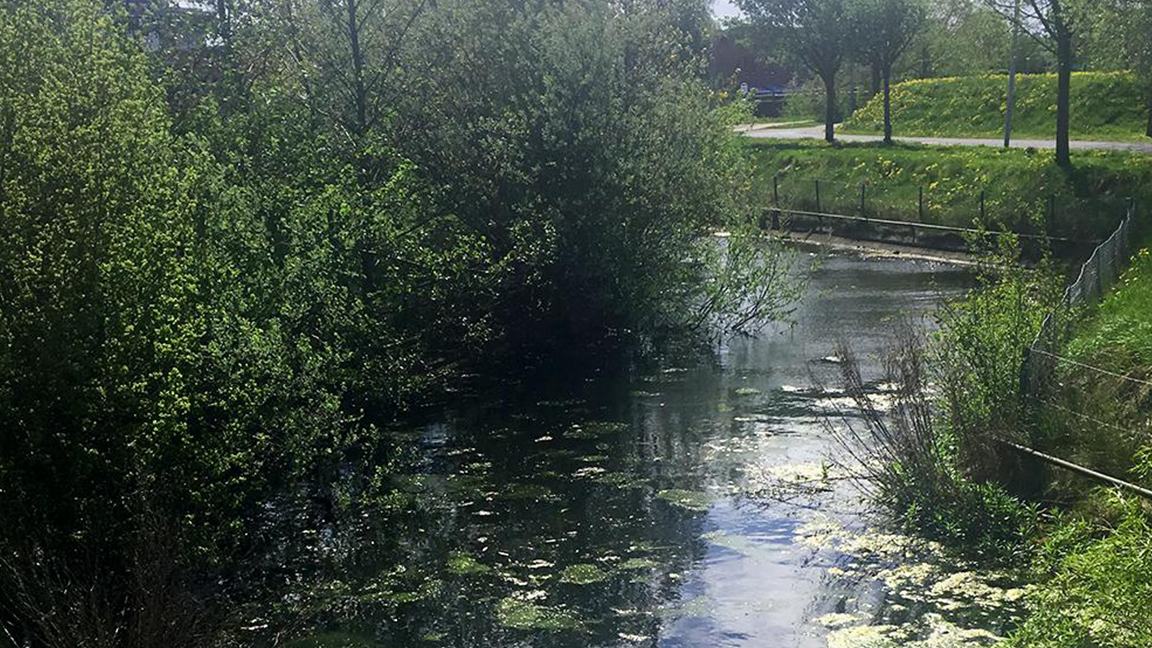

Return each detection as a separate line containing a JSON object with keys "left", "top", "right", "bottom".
{"left": 279, "top": 251, "right": 1010, "bottom": 648}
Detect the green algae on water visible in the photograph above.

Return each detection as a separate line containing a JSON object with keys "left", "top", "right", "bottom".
{"left": 388, "top": 576, "right": 443, "bottom": 603}
{"left": 592, "top": 471, "right": 647, "bottom": 489}
{"left": 656, "top": 489, "right": 712, "bottom": 512}
{"left": 814, "top": 612, "right": 859, "bottom": 628}
{"left": 501, "top": 483, "right": 558, "bottom": 502}
{"left": 283, "top": 630, "right": 378, "bottom": 648}
{"left": 559, "top": 563, "right": 609, "bottom": 584}
{"left": 446, "top": 551, "right": 491, "bottom": 576}
{"left": 616, "top": 557, "right": 659, "bottom": 571}
{"left": 495, "top": 597, "right": 580, "bottom": 631}
{"left": 565, "top": 421, "right": 628, "bottom": 439}
{"left": 825, "top": 624, "right": 899, "bottom": 648}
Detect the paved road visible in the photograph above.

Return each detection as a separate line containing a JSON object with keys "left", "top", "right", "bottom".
{"left": 743, "top": 124, "right": 1152, "bottom": 154}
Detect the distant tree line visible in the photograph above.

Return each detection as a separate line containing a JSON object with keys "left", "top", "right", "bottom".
{"left": 733, "top": 0, "right": 1152, "bottom": 165}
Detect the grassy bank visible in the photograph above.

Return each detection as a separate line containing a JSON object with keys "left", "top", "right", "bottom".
{"left": 826, "top": 218, "right": 1152, "bottom": 645}
{"left": 1003, "top": 237, "right": 1152, "bottom": 647}
{"left": 842, "top": 72, "right": 1151, "bottom": 142}
{"left": 748, "top": 140, "right": 1152, "bottom": 241}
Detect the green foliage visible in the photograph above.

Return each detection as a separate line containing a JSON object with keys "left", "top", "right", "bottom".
{"left": 382, "top": 0, "right": 798, "bottom": 347}
{"left": 1075, "top": 0, "right": 1152, "bottom": 76}
{"left": 0, "top": 0, "right": 198, "bottom": 545}
{"left": 780, "top": 76, "right": 851, "bottom": 122}
{"left": 891, "top": 258, "right": 1054, "bottom": 560}
{"left": 935, "top": 246, "right": 1061, "bottom": 442}
{"left": 1068, "top": 244, "right": 1152, "bottom": 367}
{"left": 737, "top": 0, "right": 852, "bottom": 140}
{"left": 843, "top": 72, "right": 1149, "bottom": 142}
{"left": 1034, "top": 237, "right": 1152, "bottom": 496}
{"left": 919, "top": 1, "right": 1052, "bottom": 78}
{"left": 829, "top": 328, "right": 1039, "bottom": 562}
{"left": 888, "top": 465, "right": 1039, "bottom": 561}
{"left": 1005, "top": 502, "right": 1152, "bottom": 648}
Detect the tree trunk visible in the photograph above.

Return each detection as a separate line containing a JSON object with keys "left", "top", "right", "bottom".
{"left": 883, "top": 69, "right": 892, "bottom": 144}
{"left": 1146, "top": 76, "right": 1152, "bottom": 138}
{"left": 215, "top": 0, "right": 231, "bottom": 49}
{"left": 824, "top": 75, "right": 837, "bottom": 143}
{"left": 1055, "top": 33, "right": 1072, "bottom": 167}
{"left": 870, "top": 63, "right": 881, "bottom": 97}
{"left": 345, "top": 0, "right": 368, "bottom": 136}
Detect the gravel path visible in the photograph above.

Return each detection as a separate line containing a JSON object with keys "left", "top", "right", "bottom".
{"left": 743, "top": 125, "right": 1152, "bottom": 154}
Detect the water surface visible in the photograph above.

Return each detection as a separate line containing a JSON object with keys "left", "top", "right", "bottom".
{"left": 284, "top": 251, "right": 1024, "bottom": 648}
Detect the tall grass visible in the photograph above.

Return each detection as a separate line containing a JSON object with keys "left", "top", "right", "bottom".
{"left": 1004, "top": 497, "right": 1152, "bottom": 648}
{"left": 822, "top": 327, "right": 1038, "bottom": 562}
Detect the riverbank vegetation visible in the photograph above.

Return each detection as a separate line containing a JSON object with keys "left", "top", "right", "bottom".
{"left": 831, "top": 227, "right": 1152, "bottom": 645}
{"left": 1000, "top": 236, "right": 1152, "bottom": 647}
{"left": 748, "top": 140, "right": 1152, "bottom": 240}
{"left": 842, "top": 72, "right": 1151, "bottom": 143}
{"left": 0, "top": 0, "right": 800, "bottom": 645}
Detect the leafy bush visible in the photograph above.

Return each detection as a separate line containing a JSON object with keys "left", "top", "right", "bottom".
{"left": 825, "top": 329, "right": 1038, "bottom": 562}
{"left": 934, "top": 245, "right": 1062, "bottom": 454}
{"left": 385, "top": 0, "right": 798, "bottom": 352}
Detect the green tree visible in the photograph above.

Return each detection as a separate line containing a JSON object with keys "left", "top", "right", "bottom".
{"left": 1076, "top": 0, "right": 1152, "bottom": 138}
{"left": 737, "top": 0, "right": 853, "bottom": 142}
{"left": 849, "top": 0, "right": 927, "bottom": 143}
{"left": 986, "top": 0, "right": 1078, "bottom": 166}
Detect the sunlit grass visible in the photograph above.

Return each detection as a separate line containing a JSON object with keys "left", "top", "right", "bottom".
{"left": 842, "top": 72, "right": 1150, "bottom": 143}
{"left": 746, "top": 139, "right": 1152, "bottom": 240}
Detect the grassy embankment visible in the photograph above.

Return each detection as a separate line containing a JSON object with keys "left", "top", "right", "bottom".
{"left": 842, "top": 72, "right": 1151, "bottom": 143}
{"left": 1000, "top": 238, "right": 1152, "bottom": 648}
{"left": 747, "top": 139, "right": 1152, "bottom": 242}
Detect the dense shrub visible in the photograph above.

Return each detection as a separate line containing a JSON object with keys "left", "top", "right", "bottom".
{"left": 826, "top": 328, "right": 1038, "bottom": 562}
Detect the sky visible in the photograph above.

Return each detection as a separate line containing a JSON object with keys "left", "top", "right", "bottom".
{"left": 712, "top": 0, "right": 744, "bottom": 20}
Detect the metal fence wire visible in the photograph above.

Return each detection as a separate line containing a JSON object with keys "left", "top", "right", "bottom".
{"left": 766, "top": 175, "right": 1131, "bottom": 244}
{"left": 1022, "top": 202, "right": 1137, "bottom": 399}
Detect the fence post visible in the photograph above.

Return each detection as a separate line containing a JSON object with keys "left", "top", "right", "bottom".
{"left": 772, "top": 175, "right": 781, "bottom": 230}
{"left": 1063, "top": 293, "right": 1073, "bottom": 343}
{"left": 1020, "top": 345, "right": 1032, "bottom": 402}
{"left": 980, "top": 190, "right": 986, "bottom": 222}
{"left": 1126, "top": 198, "right": 1135, "bottom": 253}
{"left": 860, "top": 183, "right": 867, "bottom": 219}
{"left": 815, "top": 179, "right": 822, "bottom": 213}
{"left": 918, "top": 186, "right": 924, "bottom": 222}
{"left": 1095, "top": 251, "right": 1104, "bottom": 303}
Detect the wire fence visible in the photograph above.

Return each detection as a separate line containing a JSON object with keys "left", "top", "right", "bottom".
{"left": 1021, "top": 203, "right": 1137, "bottom": 399}
{"left": 763, "top": 175, "right": 1132, "bottom": 246}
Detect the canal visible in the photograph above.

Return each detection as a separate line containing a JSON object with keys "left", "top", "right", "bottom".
{"left": 283, "top": 250, "right": 1027, "bottom": 648}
